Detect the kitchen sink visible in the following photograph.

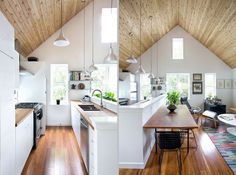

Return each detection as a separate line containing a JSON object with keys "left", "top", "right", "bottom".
{"left": 78, "top": 105, "right": 100, "bottom": 111}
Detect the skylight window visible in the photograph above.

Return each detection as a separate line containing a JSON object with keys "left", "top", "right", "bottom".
{"left": 101, "top": 8, "right": 117, "bottom": 43}
{"left": 172, "top": 38, "right": 184, "bottom": 60}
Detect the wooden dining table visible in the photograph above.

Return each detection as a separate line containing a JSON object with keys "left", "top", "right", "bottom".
{"left": 144, "top": 105, "right": 198, "bottom": 153}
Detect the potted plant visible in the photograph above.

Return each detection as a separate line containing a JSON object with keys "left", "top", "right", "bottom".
{"left": 53, "top": 86, "right": 66, "bottom": 105}
{"left": 166, "top": 90, "right": 180, "bottom": 113}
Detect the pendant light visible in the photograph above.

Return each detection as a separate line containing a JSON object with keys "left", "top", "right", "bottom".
{"left": 103, "top": 0, "right": 117, "bottom": 64}
{"left": 89, "top": 0, "right": 98, "bottom": 72}
{"left": 81, "top": 0, "right": 89, "bottom": 76}
{"left": 148, "top": 16, "right": 154, "bottom": 79}
{"left": 135, "top": 0, "right": 145, "bottom": 74}
{"left": 126, "top": 32, "right": 138, "bottom": 64}
{"left": 54, "top": 0, "right": 70, "bottom": 47}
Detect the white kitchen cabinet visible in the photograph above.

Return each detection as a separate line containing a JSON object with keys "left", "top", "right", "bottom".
{"left": 15, "top": 112, "right": 33, "bottom": 175}
{"left": 89, "top": 121, "right": 118, "bottom": 175}
{"left": 71, "top": 104, "right": 81, "bottom": 143}
{"left": 0, "top": 51, "right": 16, "bottom": 175}
{"left": 0, "top": 12, "right": 15, "bottom": 58}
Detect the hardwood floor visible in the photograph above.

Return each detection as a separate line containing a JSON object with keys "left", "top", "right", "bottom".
{"left": 22, "top": 126, "right": 87, "bottom": 175}
{"left": 119, "top": 120, "right": 234, "bottom": 175}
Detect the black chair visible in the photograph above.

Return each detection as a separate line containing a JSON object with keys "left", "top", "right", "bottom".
{"left": 180, "top": 97, "right": 200, "bottom": 147}
{"left": 156, "top": 131, "right": 184, "bottom": 175}
{"left": 180, "top": 97, "right": 201, "bottom": 115}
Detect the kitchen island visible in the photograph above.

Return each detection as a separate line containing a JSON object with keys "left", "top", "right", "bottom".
{"left": 71, "top": 100, "right": 118, "bottom": 175}
{"left": 119, "top": 94, "right": 166, "bottom": 169}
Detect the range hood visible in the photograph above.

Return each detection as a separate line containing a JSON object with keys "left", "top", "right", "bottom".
{"left": 20, "top": 61, "right": 44, "bottom": 76}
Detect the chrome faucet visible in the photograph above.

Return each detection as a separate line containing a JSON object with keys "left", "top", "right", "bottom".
{"left": 92, "top": 89, "right": 103, "bottom": 108}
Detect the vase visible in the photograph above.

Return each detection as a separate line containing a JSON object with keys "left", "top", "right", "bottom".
{"left": 167, "top": 104, "right": 176, "bottom": 113}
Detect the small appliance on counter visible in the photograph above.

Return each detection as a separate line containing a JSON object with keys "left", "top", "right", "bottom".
{"left": 15, "top": 102, "right": 44, "bottom": 149}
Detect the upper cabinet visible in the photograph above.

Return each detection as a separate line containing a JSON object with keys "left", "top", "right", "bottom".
{"left": 0, "top": 11, "right": 15, "bottom": 58}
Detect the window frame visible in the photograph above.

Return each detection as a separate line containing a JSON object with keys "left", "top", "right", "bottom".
{"left": 166, "top": 73, "right": 190, "bottom": 98}
{"left": 101, "top": 7, "right": 117, "bottom": 43}
{"left": 50, "top": 64, "right": 69, "bottom": 105}
{"left": 172, "top": 38, "right": 184, "bottom": 60}
{"left": 204, "top": 73, "right": 216, "bottom": 98}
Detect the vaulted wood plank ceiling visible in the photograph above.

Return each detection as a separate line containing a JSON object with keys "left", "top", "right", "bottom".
{"left": 120, "top": 0, "right": 236, "bottom": 69}
{"left": 0, "top": 0, "right": 92, "bottom": 56}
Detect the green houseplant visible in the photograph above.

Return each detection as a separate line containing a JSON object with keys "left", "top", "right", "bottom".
{"left": 166, "top": 90, "right": 180, "bottom": 112}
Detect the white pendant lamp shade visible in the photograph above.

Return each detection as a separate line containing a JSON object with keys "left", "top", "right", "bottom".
{"left": 104, "top": 45, "right": 117, "bottom": 64}
{"left": 89, "top": 63, "right": 98, "bottom": 72}
{"left": 136, "top": 64, "right": 145, "bottom": 74}
{"left": 148, "top": 73, "right": 154, "bottom": 79}
{"left": 54, "top": 30, "right": 70, "bottom": 47}
{"left": 54, "top": 0, "right": 70, "bottom": 47}
{"left": 126, "top": 55, "right": 138, "bottom": 64}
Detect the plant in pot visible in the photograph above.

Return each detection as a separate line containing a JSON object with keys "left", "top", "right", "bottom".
{"left": 53, "top": 86, "right": 66, "bottom": 105}
{"left": 166, "top": 90, "right": 180, "bottom": 113}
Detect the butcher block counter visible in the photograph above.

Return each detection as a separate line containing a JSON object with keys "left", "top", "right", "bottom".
{"left": 15, "top": 108, "right": 33, "bottom": 127}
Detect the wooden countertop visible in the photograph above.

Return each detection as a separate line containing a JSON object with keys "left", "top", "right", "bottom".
{"left": 144, "top": 105, "right": 198, "bottom": 129}
{"left": 71, "top": 100, "right": 117, "bottom": 130}
{"left": 15, "top": 108, "right": 34, "bottom": 127}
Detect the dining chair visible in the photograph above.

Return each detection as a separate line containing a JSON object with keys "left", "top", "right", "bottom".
{"left": 180, "top": 97, "right": 200, "bottom": 147}
{"left": 156, "top": 131, "right": 185, "bottom": 175}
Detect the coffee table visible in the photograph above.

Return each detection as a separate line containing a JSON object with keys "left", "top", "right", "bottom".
{"left": 218, "top": 114, "right": 236, "bottom": 136}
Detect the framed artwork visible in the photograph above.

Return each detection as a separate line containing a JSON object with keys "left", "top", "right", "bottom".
{"left": 192, "top": 82, "right": 203, "bottom": 94}
{"left": 193, "top": 73, "right": 202, "bottom": 81}
{"left": 225, "top": 79, "right": 232, "bottom": 89}
{"left": 233, "top": 80, "right": 236, "bottom": 89}
{"left": 217, "top": 79, "right": 224, "bottom": 89}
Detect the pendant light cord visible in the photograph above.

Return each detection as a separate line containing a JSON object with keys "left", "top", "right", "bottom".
{"left": 61, "top": 0, "right": 62, "bottom": 31}
{"left": 92, "top": 0, "right": 95, "bottom": 65}
{"left": 110, "top": 0, "right": 113, "bottom": 49}
{"left": 83, "top": 0, "right": 86, "bottom": 70}
{"left": 139, "top": 0, "right": 142, "bottom": 66}
{"left": 150, "top": 16, "right": 153, "bottom": 74}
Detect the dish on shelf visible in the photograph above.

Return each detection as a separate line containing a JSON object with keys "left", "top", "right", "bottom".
{"left": 78, "top": 83, "right": 85, "bottom": 90}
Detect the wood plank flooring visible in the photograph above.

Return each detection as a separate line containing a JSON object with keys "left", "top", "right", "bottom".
{"left": 22, "top": 126, "right": 87, "bottom": 175}
{"left": 120, "top": 120, "right": 234, "bottom": 175}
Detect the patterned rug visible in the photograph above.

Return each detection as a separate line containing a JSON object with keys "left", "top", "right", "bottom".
{"left": 204, "top": 125, "right": 236, "bottom": 174}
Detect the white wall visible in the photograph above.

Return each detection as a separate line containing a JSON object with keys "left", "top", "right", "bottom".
{"left": 28, "top": 0, "right": 118, "bottom": 126}
{"left": 128, "top": 26, "right": 232, "bottom": 108}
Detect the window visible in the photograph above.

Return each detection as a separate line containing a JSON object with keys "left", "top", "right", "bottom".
{"left": 166, "top": 73, "right": 190, "bottom": 97}
{"left": 91, "top": 64, "right": 117, "bottom": 99}
{"left": 140, "top": 74, "right": 151, "bottom": 100}
{"left": 50, "top": 64, "right": 68, "bottom": 104}
{"left": 172, "top": 38, "right": 184, "bottom": 59}
{"left": 205, "top": 73, "right": 216, "bottom": 98}
{"left": 101, "top": 8, "right": 117, "bottom": 43}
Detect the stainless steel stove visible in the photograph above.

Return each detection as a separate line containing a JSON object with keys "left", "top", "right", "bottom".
{"left": 15, "top": 102, "right": 44, "bottom": 148}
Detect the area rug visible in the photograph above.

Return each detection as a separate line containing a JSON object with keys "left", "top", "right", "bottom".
{"left": 204, "top": 126, "right": 236, "bottom": 174}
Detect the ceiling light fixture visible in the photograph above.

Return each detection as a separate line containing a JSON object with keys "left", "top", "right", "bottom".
{"left": 148, "top": 16, "right": 154, "bottom": 79}
{"left": 103, "top": 0, "right": 117, "bottom": 64}
{"left": 126, "top": 32, "right": 138, "bottom": 64}
{"left": 135, "top": 0, "right": 145, "bottom": 74}
{"left": 53, "top": 0, "right": 70, "bottom": 47}
{"left": 81, "top": 0, "right": 89, "bottom": 76}
{"left": 89, "top": 0, "right": 98, "bottom": 72}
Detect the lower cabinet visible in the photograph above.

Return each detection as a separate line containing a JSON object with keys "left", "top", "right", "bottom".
{"left": 89, "top": 126, "right": 97, "bottom": 175}
{"left": 71, "top": 105, "right": 81, "bottom": 143}
{"left": 15, "top": 112, "right": 33, "bottom": 175}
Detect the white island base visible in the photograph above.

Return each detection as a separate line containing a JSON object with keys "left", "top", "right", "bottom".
{"left": 119, "top": 95, "right": 166, "bottom": 169}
